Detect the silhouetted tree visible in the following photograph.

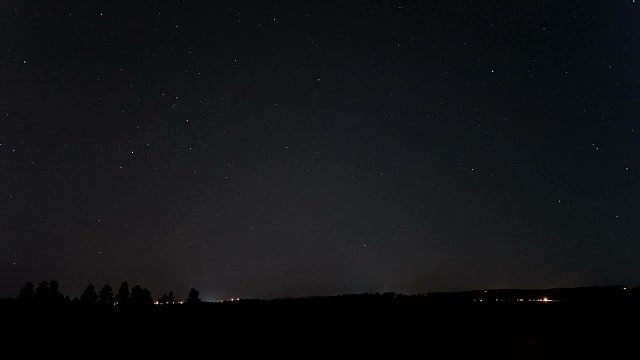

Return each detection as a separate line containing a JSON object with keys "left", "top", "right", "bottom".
{"left": 159, "top": 291, "right": 176, "bottom": 305}
{"left": 186, "top": 288, "right": 201, "bottom": 304}
{"left": 80, "top": 284, "right": 98, "bottom": 304}
{"left": 131, "top": 285, "right": 141, "bottom": 303}
{"left": 130, "top": 285, "right": 153, "bottom": 305}
{"left": 18, "top": 282, "right": 35, "bottom": 303}
{"left": 34, "top": 281, "right": 50, "bottom": 304}
{"left": 117, "top": 281, "right": 130, "bottom": 305}
{"left": 49, "top": 280, "right": 64, "bottom": 304}
{"left": 141, "top": 288, "right": 153, "bottom": 305}
{"left": 98, "top": 284, "right": 114, "bottom": 305}
{"left": 131, "top": 285, "right": 148, "bottom": 305}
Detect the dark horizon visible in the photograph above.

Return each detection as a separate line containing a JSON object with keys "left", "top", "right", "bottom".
{"left": 2, "top": 1, "right": 639, "bottom": 300}
{"left": 3, "top": 279, "right": 637, "bottom": 303}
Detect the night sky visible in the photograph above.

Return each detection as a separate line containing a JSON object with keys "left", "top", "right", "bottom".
{"left": 2, "top": 0, "right": 639, "bottom": 301}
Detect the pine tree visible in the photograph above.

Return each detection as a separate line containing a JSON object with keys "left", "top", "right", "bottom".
{"left": 18, "top": 282, "right": 35, "bottom": 303}
{"left": 116, "top": 281, "right": 130, "bottom": 305}
{"left": 34, "top": 281, "right": 50, "bottom": 304}
{"left": 49, "top": 280, "right": 64, "bottom": 304}
{"left": 98, "top": 284, "right": 114, "bottom": 305}
{"left": 80, "top": 284, "right": 98, "bottom": 304}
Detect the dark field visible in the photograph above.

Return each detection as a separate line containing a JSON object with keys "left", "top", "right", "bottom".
{"left": 3, "top": 295, "right": 635, "bottom": 358}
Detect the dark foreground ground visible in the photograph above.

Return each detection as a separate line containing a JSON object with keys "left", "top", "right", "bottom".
{"left": 2, "top": 295, "right": 637, "bottom": 358}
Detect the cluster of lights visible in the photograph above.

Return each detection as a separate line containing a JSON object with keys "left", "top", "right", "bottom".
{"left": 153, "top": 300, "right": 184, "bottom": 305}
{"left": 474, "top": 297, "right": 553, "bottom": 302}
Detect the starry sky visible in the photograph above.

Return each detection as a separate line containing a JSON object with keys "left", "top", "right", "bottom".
{"left": 1, "top": 0, "right": 639, "bottom": 300}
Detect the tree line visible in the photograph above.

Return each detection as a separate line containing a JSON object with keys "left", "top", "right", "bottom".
{"left": 16, "top": 280, "right": 202, "bottom": 305}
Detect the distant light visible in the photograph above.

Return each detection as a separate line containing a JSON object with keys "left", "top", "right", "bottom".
{"left": 543, "top": 297, "right": 549, "bottom": 302}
